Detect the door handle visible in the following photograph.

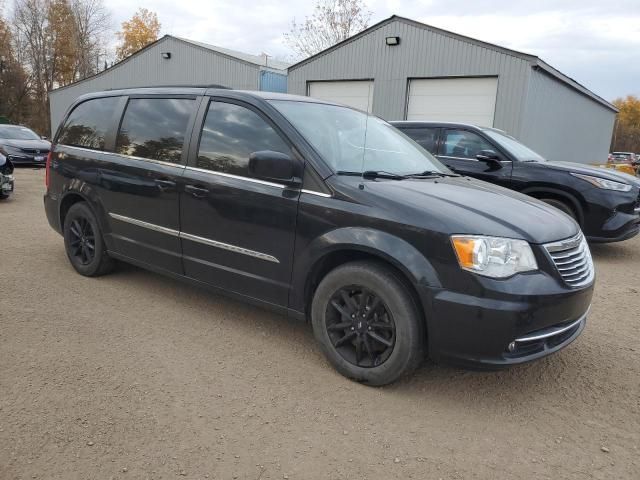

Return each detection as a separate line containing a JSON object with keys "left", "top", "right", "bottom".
{"left": 155, "top": 179, "right": 176, "bottom": 191}
{"left": 185, "top": 184, "right": 209, "bottom": 198}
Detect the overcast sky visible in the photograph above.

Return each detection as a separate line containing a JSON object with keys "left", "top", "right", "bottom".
{"left": 106, "top": 0, "right": 640, "bottom": 101}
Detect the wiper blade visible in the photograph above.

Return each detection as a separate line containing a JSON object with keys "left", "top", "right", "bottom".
{"left": 405, "top": 170, "right": 460, "bottom": 178}
{"left": 362, "top": 170, "right": 407, "bottom": 180}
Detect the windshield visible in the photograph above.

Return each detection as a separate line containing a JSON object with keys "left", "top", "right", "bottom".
{"left": 269, "top": 100, "right": 451, "bottom": 176}
{"left": 0, "top": 126, "right": 40, "bottom": 140}
{"left": 483, "top": 128, "right": 546, "bottom": 162}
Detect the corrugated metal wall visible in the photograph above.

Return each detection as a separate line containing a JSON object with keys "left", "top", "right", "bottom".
{"left": 520, "top": 69, "right": 616, "bottom": 164}
{"left": 259, "top": 69, "right": 287, "bottom": 93}
{"left": 49, "top": 37, "right": 260, "bottom": 135}
{"left": 287, "top": 19, "right": 532, "bottom": 137}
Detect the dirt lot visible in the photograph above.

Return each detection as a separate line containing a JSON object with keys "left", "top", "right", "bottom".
{"left": 1, "top": 168, "right": 639, "bottom": 480}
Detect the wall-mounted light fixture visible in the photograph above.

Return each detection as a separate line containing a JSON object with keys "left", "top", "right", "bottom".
{"left": 385, "top": 36, "right": 400, "bottom": 46}
{"left": 161, "top": 52, "right": 172, "bottom": 59}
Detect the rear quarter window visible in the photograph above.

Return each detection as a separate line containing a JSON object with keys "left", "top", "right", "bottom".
{"left": 58, "top": 97, "right": 121, "bottom": 151}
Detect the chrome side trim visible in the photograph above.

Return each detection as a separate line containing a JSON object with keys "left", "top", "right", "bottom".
{"left": 514, "top": 310, "right": 588, "bottom": 343}
{"left": 109, "top": 213, "right": 180, "bottom": 237}
{"left": 184, "top": 166, "right": 286, "bottom": 189}
{"left": 108, "top": 213, "right": 279, "bottom": 263}
{"left": 180, "top": 232, "right": 280, "bottom": 263}
{"left": 301, "top": 189, "right": 332, "bottom": 198}
{"left": 58, "top": 144, "right": 185, "bottom": 169}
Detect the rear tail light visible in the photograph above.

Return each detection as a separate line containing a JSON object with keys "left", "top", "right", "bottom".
{"left": 45, "top": 151, "right": 52, "bottom": 189}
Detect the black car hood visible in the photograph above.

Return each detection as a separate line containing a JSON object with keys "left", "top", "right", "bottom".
{"left": 360, "top": 176, "right": 579, "bottom": 244}
{"left": 1, "top": 139, "right": 51, "bottom": 150}
{"left": 546, "top": 161, "right": 640, "bottom": 187}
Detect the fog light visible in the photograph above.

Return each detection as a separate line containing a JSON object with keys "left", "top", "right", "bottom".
{"left": 508, "top": 341, "right": 516, "bottom": 352}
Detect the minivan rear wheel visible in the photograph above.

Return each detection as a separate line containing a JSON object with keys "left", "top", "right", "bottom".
{"left": 311, "top": 261, "right": 424, "bottom": 386}
{"left": 63, "top": 202, "right": 115, "bottom": 277}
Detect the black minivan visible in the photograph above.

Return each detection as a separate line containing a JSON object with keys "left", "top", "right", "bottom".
{"left": 393, "top": 121, "right": 640, "bottom": 243}
{"left": 45, "top": 87, "right": 594, "bottom": 385}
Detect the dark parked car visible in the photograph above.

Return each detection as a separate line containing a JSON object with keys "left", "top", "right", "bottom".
{"left": 44, "top": 88, "right": 594, "bottom": 385}
{"left": 393, "top": 122, "right": 640, "bottom": 243}
{"left": 0, "top": 153, "right": 15, "bottom": 199}
{"left": 0, "top": 125, "right": 51, "bottom": 166}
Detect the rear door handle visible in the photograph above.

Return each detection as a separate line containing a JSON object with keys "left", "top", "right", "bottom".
{"left": 185, "top": 184, "right": 209, "bottom": 198}
{"left": 155, "top": 179, "right": 176, "bottom": 191}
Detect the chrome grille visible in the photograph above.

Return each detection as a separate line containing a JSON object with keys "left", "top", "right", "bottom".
{"left": 544, "top": 233, "right": 594, "bottom": 288}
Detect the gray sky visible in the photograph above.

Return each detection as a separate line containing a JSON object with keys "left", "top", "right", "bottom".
{"left": 107, "top": 0, "right": 640, "bottom": 101}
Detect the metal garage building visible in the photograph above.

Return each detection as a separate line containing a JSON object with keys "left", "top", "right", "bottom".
{"left": 48, "top": 35, "right": 288, "bottom": 134}
{"left": 288, "top": 15, "right": 618, "bottom": 164}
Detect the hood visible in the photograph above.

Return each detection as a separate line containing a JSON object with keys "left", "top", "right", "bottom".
{"left": 1, "top": 139, "right": 52, "bottom": 151}
{"left": 546, "top": 161, "right": 640, "bottom": 187}
{"left": 357, "top": 176, "right": 579, "bottom": 244}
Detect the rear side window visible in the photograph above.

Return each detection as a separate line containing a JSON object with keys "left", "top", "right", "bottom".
{"left": 58, "top": 97, "right": 121, "bottom": 150}
{"left": 197, "top": 101, "right": 291, "bottom": 177}
{"left": 402, "top": 127, "right": 438, "bottom": 154}
{"left": 116, "top": 98, "right": 195, "bottom": 164}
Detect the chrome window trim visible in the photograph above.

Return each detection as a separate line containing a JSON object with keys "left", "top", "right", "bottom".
{"left": 108, "top": 213, "right": 279, "bottom": 263}
{"left": 58, "top": 144, "right": 185, "bottom": 169}
{"left": 301, "top": 189, "right": 331, "bottom": 198}
{"left": 514, "top": 309, "right": 588, "bottom": 343}
{"left": 185, "top": 165, "right": 285, "bottom": 189}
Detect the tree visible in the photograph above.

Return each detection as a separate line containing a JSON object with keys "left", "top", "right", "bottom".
{"left": 284, "top": 0, "right": 371, "bottom": 58}
{"left": 611, "top": 96, "right": 640, "bottom": 153}
{"left": 48, "top": 0, "right": 77, "bottom": 85}
{"left": 71, "top": 0, "right": 111, "bottom": 80}
{"left": 116, "top": 8, "right": 161, "bottom": 61}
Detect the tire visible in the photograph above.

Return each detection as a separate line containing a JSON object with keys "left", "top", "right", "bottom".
{"left": 311, "top": 261, "right": 425, "bottom": 386}
{"left": 540, "top": 198, "right": 577, "bottom": 221}
{"left": 63, "top": 202, "right": 115, "bottom": 277}
{"left": 0, "top": 193, "right": 9, "bottom": 200}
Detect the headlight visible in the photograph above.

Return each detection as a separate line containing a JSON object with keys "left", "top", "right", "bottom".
{"left": 0, "top": 145, "right": 24, "bottom": 156}
{"left": 571, "top": 173, "right": 632, "bottom": 192}
{"left": 451, "top": 235, "right": 538, "bottom": 278}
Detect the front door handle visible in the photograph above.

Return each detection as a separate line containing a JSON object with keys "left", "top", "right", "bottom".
{"left": 155, "top": 179, "right": 176, "bottom": 191}
{"left": 185, "top": 184, "right": 209, "bottom": 198}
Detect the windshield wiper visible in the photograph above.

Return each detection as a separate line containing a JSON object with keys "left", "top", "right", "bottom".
{"left": 362, "top": 170, "right": 407, "bottom": 180}
{"left": 336, "top": 170, "right": 407, "bottom": 180}
{"left": 405, "top": 170, "right": 460, "bottom": 178}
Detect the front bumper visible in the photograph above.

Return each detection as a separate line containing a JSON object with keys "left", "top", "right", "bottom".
{"left": 6, "top": 154, "right": 47, "bottom": 165}
{"left": 418, "top": 272, "right": 594, "bottom": 369}
{"left": 0, "top": 174, "right": 14, "bottom": 195}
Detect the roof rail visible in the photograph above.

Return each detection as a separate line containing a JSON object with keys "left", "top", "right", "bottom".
{"left": 106, "top": 84, "right": 232, "bottom": 91}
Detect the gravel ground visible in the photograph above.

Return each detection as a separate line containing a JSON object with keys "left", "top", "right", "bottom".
{"left": 1, "top": 168, "right": 639, "bottom": 480}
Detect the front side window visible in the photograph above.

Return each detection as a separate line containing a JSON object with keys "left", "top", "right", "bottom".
{"left": 116, "top": 98, "right": 195, "bottom": 163}
{"left": 441, "top": 129, "right": 495, "bottom": 159}
{"left": 197, "top": 101, "right": 291, "bottom": 176}
{"left": 58, "top": 97, "right": 121, "bottom": 150}
{"left": 270, "top": 100, "right": 450, "bottom": 175}
{"left": 401, "top": 127, "right": 438, "bottom": 154}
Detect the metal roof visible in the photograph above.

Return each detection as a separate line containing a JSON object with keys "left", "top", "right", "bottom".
{"left": 174, "top": 37, "right": 290, "bottom": 71}
{"left": 288, "top": 15, "right": 617, "bottom": 113}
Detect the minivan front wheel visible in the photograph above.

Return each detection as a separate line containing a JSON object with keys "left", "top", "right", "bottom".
{"left": 311, "top": 261, "right": 424, "bottom": 386}
{"left": 63, "top": 202, "right": 114, "bottom": 277}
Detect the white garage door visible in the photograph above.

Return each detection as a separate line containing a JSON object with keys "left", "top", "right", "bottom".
{"left": 308, "top": 81, "right": 374, "bottom": 113}
{"left": 406, "top": 77, "right": 498, "bottom": 127}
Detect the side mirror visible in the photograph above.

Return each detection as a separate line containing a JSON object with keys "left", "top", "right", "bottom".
{"left": 476, "top": 150, "right": 503, "bottom": 169}
{"left": 248, "top": 150, "right": 301, "bottom": 186}
{"left": 41, "top": 136, "right": 49, "bottom": 140}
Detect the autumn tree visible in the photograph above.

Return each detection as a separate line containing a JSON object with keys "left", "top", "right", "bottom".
{"left": 116, "top": 8, "right": 161, "bottom": 61}
{"left": 612, "top": 96, "right": 640, "bottom": 153}
{"left": 284, "top": 0, "right": 371, "bottom": 58}
{"left": 0, "top": 1, "right": 32, "bottom": 124}
{"left": 48, "top": 0, "right": 77, "bottom": 85}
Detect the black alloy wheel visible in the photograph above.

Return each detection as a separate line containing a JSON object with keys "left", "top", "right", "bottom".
{"left": 326, "top": 286, "right": 396, "bottom": 368}
{"left": 67, "top": 217, "right": 96, "bottom": 265}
